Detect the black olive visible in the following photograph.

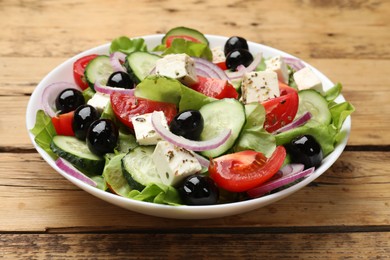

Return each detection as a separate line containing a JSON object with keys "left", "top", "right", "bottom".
{"left": 107, "top": 71, "right": 134, "bottom": 89}
{"left": 225, "top": 49, "right": 254, "bottom": 71}
{"left": 86, "top": 119, "right": 118, "bottom": 155}
{"left": 224, "top": 36, "right": 249, "bottom": 56}
{"left": 72, "top": 105, "right": 100, "bottom": 140}
{"left": 55, "top": 88, "right": 85, "bottom": 114}
{"left": 169, "top": 110, "right": 204, "bottom": 140}
{"left": 286, "top": 135, "right": 323, "bottom": 169}
{"left": 178, "top": 175, "right": 219, "bottom": 205}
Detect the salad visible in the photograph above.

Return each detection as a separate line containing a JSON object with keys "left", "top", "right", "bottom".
{"left": 30, "top": 26, "right": 354, "bottom": 206}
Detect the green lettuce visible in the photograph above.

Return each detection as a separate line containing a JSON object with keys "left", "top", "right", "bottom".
{"left": 324, "top": 83, "right": 343, "bottom": 102}
{"left": 128, "top": 183, "right": 182, "bottom": 205}
{"left": 110, "top": 36, "right": 147, "bottom": 54}
{"left": 30, "top": 110, "right": 57, "bottom": 159}
{"left": 234, "top": 103, "right": 276, "bottom": 157}
{"left": 134, "top": 75, "right": 215, "bottom": 111}
{"left": 154, "top": 38, "right": 212, "bottom": 61}
{"left": 102, "top": 154, "right": 131, "bottom": 197}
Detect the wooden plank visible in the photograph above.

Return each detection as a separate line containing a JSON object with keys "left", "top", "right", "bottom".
{"left": 0, "top": 151, "right": 388, "bottom": 232}
{"left": 0, "top": 0, "right": 389, "bottom": 59}
{"left": 0, "top": 232, "right": 389, "bottom": 259}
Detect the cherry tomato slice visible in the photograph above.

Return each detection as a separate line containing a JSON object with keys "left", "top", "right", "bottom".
{"left": 192, "top": 76, "right": 238, "bottom": 99}
{"left": 209, "top": 146, "right": 286, "bottom": 192}
{"left": 262, "top": 83, "right": 299, "bottom": 133}
{"left": 51, "top": 111, "right": 75, "bottom": 136}
{"left": 73, "top": 54, "right": 98, "bottom": 90}
{"left": 165, "top": 35, "right": 201, "bottom": 47}
{"left": 110, "top": 93, "right": 177, "bottom": 130}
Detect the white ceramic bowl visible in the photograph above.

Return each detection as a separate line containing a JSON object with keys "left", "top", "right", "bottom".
{"left": 26, "top": 34, "right": 351, "bottom": 219}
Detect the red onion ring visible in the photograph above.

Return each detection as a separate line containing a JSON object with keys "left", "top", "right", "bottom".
{"left": 283, "top": 57, "right": 305, "bottom": 71}
{"left": 94, "top": 81, "right": 135, "bottom": 95}
{"left": 55, "top": 158, "right": 97, "bottom": 187}
{"left": 226, "top": 53, "right": 263, "bottom": 80}
{"left": 151, "top": 111, "right": 231, "bottom": 152}
{"left": 109, "top": 52, "right": 127, "bottom": 72}
{"left": 272, "top": 112, "right": 312, "bottom": 134}
{"left": 193, "top": 153, "right": 210, "bottom": 168}
{"left": 148, "top": 57, "right": 230, "bottom": 81}
{"left": 192, "top": 57, "right": 230, "bottom": 81}
{"left": 41, "top": 81, "right": 81, "bottom": 117}
{"left": 247, "top": 166, "right": 315, "bottom": 198}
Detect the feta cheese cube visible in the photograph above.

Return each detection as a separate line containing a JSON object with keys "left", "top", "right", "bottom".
{"left": 87, "top": 93, "right": 110, "bottom": 113}
{"left": 155, "top": 54, "right": 198, "bottom": 86}
{"left": 265, "top": 56, "right": 289, "bottom": 84}
{"left": 240, "top": 71, "right": 280, "bottom": 104}
{"left": 131, "top": 112, "right": 168, "bottom": 146}
{"left": 152, "top": 141, "right": 202, "bottom": 186}
{"left": 211, "top": 46, "right": 226, "bottom": 64}
{"left": 293, "top": 67, "right": 324, "bottom": 93}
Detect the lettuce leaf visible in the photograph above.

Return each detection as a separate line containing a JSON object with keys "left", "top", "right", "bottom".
{"left": 102, "top": 154, "right": 131, "bottom": 196}
{"left": 275, "top": 120, "right": 337, "bottom": 156}
{"left": 329, "top": 101, "right": 355, "bottom": 131}
{"left": 234, "top": 103, "right": 276, "bottom": 157}
{"left": 134, "top": 75, "right": 215, "bottom": 111}
{"left": 154, "top": 38, "right": 213, "bottom": 61}
{"left": 110, "top": 36, "right": 147, "bottom": 54}
{"left": 30, "top": 110, "right": 57, "bottom": 159}
{"left": 324, "top": 83, "right": 343, "bottom": 102}
{"left": 128, "top": 183, "right": 182, "bottom": 205}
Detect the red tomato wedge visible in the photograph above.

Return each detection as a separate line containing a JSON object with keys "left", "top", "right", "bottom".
{"left": 191, "top": 76, "right": 239, "bottom": 99}
{"left": 110, "top": 93, "right": 177, "bottom": 129}
{"left": 215, "top": 61, "right": 227, "bottom": 71}
{"left": 73, "top": 54, "right": 98, "bottom": 90}
{"left": 262, "top": 83, "right": 299, "bottom": 133}
{"left": 209, "top": 146, "right": 286, "bottom": 192}
{"left": 51, "top": 111, "right": 75, "bottom": 136}
{"left": 166, "top": 35, "right": 201, "bottom": 47}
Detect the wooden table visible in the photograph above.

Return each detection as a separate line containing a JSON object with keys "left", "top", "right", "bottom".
{"left": 1, "top": 0, "right": 389, "bottom": 258}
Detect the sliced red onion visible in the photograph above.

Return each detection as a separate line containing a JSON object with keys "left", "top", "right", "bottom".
{"left": 94, "top": 81, "right": 135, "bottom": 95}
{"left": 195, "top": 64, "right": 220, "bottom": 79}
{"left": 151, "top": 111, "right": 231, "bottom": 151}
{"left": 236, "top": 65, "right": 246, "bottom": 72}
{"left": 283, "top": 57, "right": 305, "bottom": 71}
{"left": 193, "top": 153, "right": 210, "bottom": 168}
{"left": 55, "top": 158, "right": 97, "bottom": 187}
{"left": 279, "top": 163, "right": 305, "bottom": 176}
{"left": 109, "top": 52, "right": 127, "bottom": 72}
{"left": 272, "top": 112, "right": 312, "bottom": 134}
{"left": 41, "top": 81, "right": 81, "bottom": 117}
{"left": 192, "top": 57, "right": 230, "bottom": 81}
{"left": 247, "top": 167, "right": 315, "bottom": 198}
{"left": 226, "top": 53, "right": 263, "bottom": 80}
{"left": 149, "top": 66, "right": 156, "bottom": 75}
{"left": 148, "top": 57, "right": 230, "bottom": 81}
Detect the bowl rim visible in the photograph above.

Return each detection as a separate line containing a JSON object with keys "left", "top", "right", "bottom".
{"left": 25, "top": 34, "right": 351, "bottom": 219}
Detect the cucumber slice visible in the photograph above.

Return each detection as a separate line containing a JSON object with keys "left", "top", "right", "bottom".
{"left": 199, "top": 98, "right": 246, "bottom": 158}
{"left": 296, "top": 90, "right": 331, "bottom": 125}
{"left": 84, "top": 55, "right": 114, "bottom": 90}
{"left": 121, "top": 146, "right": 162, "bottom": 191}
{"left": 162, "top": 26, "right": 209, "bottom": 45}
{"left": 50, "top": 136, "right": 104, "bottom": 176}
{"left": 125, "top": 51, "right": 161, "bottom": 84}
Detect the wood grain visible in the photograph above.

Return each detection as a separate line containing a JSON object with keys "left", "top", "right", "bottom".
{"left": 1, "top": 232, "right": 389, "bottom": 259}
{"left": 1, "top": 0, "right": 389, "bottom": 258}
